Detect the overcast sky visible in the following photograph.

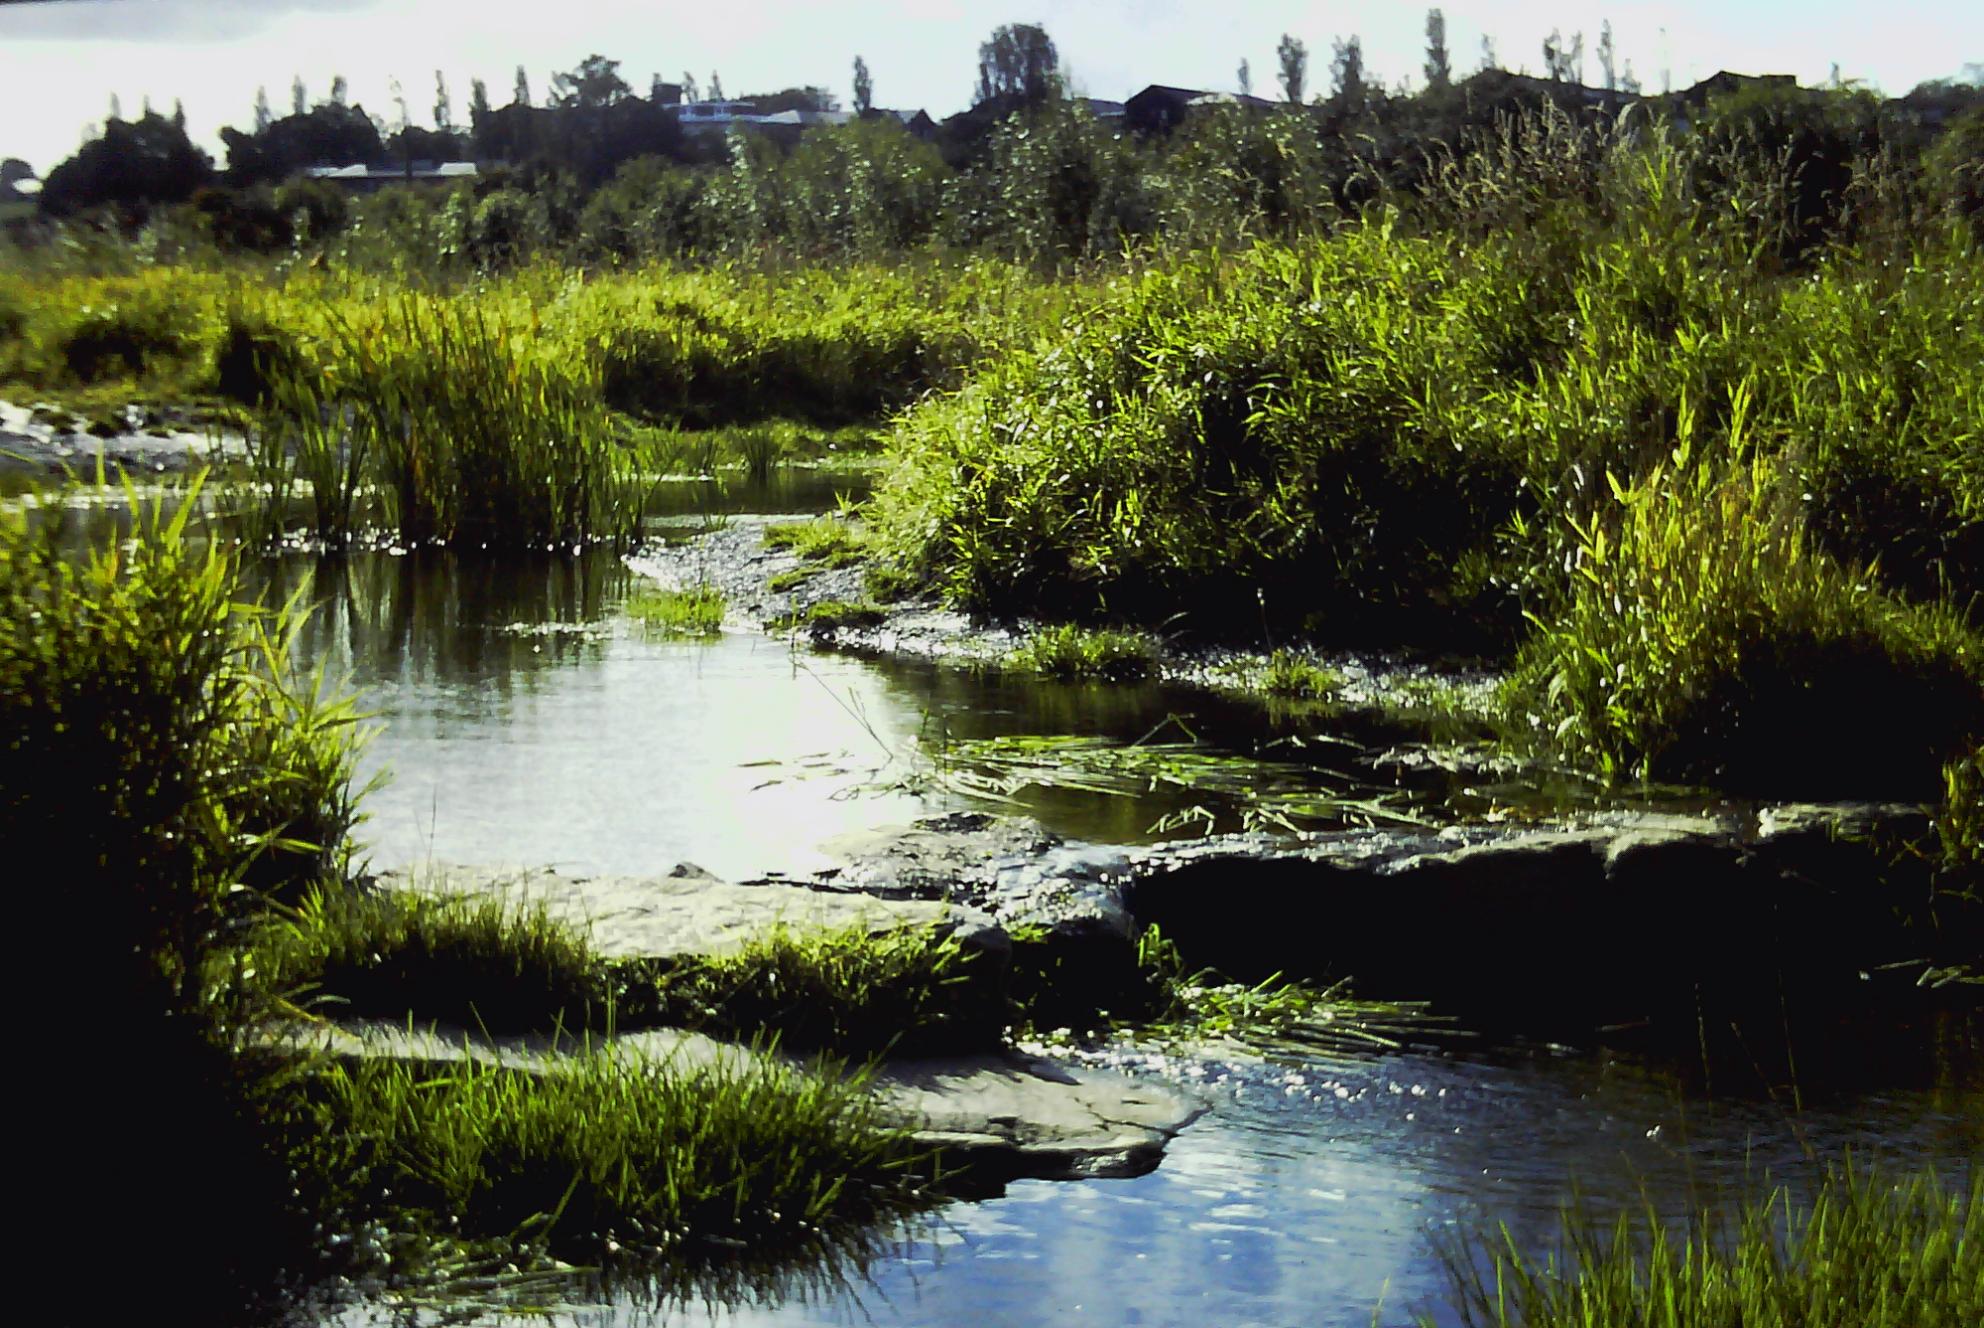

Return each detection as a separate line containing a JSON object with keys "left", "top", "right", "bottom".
{"left": 2, "top": 0, "right": 1979, "bottom": 175}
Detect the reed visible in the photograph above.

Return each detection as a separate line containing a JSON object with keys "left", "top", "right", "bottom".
{"left": 1431, "top": 1163, "right": 1981, "bottom": 1328}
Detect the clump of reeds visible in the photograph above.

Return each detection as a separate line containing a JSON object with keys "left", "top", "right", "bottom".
{"left": 1431, "top": 1163, "right": 1981, "bottom": 1328}
{"left": 1506, "top": 453, "right": 1983, "bottom": 796}
{"left": 241, "top": 884, "right": 608, "bottom": 1032}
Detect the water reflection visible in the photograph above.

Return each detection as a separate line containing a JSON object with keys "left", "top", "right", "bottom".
{"left": 336, "top": 1033, "right": 1979, "bottom": 1328}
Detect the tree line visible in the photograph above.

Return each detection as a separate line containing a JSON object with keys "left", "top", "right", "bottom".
{"left": 15, "top": 19, "right": 1983, "bottom": 267}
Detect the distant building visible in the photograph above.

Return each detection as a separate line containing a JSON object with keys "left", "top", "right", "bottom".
{"left": 1125, "top": 84, "right": 1280, "bottom": 135}
{"left": 673, "top": 100, "right": 768, "bottom": 133}
{"left": 864, "top": 107, "right": 938, "bottom": 139}
{"left": 1080, "top": 98, "right": 1127, "bottom": 121}
{"left": 304, "top": 160, "right": 478, "bottom": 191}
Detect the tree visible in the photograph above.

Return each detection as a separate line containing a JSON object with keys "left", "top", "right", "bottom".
{"left": 513, "top": 65, "right": 532, "bottom": 109}
{"left": 1480, "top": 35, "right": 1498, "bottom": 73}
{"left": 1424, "top": 10, "right": 1451, "bottom": 91}
{"left": 40, "top": 110, "right": 214, "bottom": 217}
{"left": 1238, "top": 58, "right": 1252, "bottom": 96}
{"left": 470, "top": 78, "right": 491, "bottom": 123}
{"left": 1621, "top": 60, "right": 1642, "bottom": 96}
{"left": 1277, "top": 33, "right": 1307, "bottom": 104}
{"left": 253, "top": 86, "right": 272, "bottom": 133}
{"left": 291, "top": 76, "right": 306, "bottom": 116}
{"left": 710, "top": 71, "right": 724, "bottom": 101}
{"left": 1331, "top": 36, "right": 1366, "bottom": 112}
{"left": 330, "top": 75, "right": 348, "bottom": 107}
{"left": 853, "top": 55, "right": 873, "bottom": 115}
{"left": 975, "top": 23, "right": 1058, "bottom": 107}
{"left": 171, "top": 99, "right": 184, "bottom": 131}
{"left": 551, "top": 54, "right": 631, "bottom": 110}
{"left": 1543, "top": 29, "right": 1584, "bottom": 83}
{"left": 434, "top": 71, "right": 452, "bottom": 132}
{"left": 109, "top": 93, "right": 122, "bottom": 122}
{"left": 1597, "top": 20, "right": 1617, "bottom": 91}
{"left": 682, "top": 71, "right": 700, "bottom": 103}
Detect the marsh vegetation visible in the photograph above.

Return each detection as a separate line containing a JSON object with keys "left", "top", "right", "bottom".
{"left": 4, "top": 49, "right": 1979, "bottom": 1328}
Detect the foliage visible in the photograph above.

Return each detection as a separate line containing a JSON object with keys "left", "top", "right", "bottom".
{"left": 0, "top": 480, "right": 367, "bottom": 1003}
{"left": 39, "top": 111, "right": 215, "bottom": 218}
{"left": 1507, "top": 455, "right": 1982, "bottom": 796}
{"left": 629, "top": 921, "right": 993, "bottom": 1055}
{"left": 1008, "top": 624, "right": 1160, "bottom": 681}
{"left": 1122, "top": 923, "right": 1436, "bottom": 1055}
{"left": 1432, "top": 1163, "right": 1981, "bottom": 1328}
{"left": 289, "top": 1047, "right": 935, "bottom": 1262}
{"left": 625, "top": 585, "right": 725, "bottom": 635}
{"left": 765, "top": 516, "right": 866, "bottom": 565}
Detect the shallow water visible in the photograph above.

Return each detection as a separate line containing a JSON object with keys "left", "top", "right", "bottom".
{"left": 18, "top": 471, "right": 1976, "bottom": 1327}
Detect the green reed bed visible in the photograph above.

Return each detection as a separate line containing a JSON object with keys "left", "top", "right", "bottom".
{"left": 1432, "top": 1163, "right": 1981, "bottom": 1328}
{"left": 1507, "top": 453, "right": 1983, "bottom": 797}
{"left": 246, "top": 298, "right": 645, "bottom": 551}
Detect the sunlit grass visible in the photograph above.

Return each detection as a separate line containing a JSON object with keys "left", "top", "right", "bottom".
{"left": 1430, "top": 1163, "right": 1982, "bottom": 1328}
{"left": 1007, "top": 624, "right": 1160, "bottom": 682}
{"left": 626, "top": 585, "right": 725, "bottom": 635}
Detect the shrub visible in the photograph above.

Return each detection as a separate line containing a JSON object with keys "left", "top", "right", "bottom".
{"left": 1507, "top": 456, "right": 1983, "bottom": 796}
{"left": 0, "top": 480, "right": 367, "bottom": 1001}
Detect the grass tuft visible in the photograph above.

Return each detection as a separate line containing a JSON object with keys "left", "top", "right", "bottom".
{"left": 626, "top": 921, "right": 995, "bottom": 1056}
{"left": 242, "top": 885, "right": 608, "bottom": 1032}
{"left": 626, "top": 585, "right": 725, "bottom": 635}
{"left": 1431, "top": 1162, "right": 1981, "bottom": 1328}
{"left": 1008, "top": 624, "right": 1160, "bottom": 682}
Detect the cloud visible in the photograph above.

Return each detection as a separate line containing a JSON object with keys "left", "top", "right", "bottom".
{"left": 0, "top": 0, "right": 380, "bottom": 44}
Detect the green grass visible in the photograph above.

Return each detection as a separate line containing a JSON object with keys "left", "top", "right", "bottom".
{"left": 764, "top": 517, "right": 868, "bottom": 567}
{"left": 929, "top": 732, "right": 1428, "bottom": 836}
{"left": 626, "top": 920, "right": 996, "bottom": 1056}
{"left": 1431, "top": 1163, "right": 1981, "bottom": 1328}
{"left": 286, "top": 1045, "right": 939, "bottom": 1264}
{"left": 767, "top": 567, "right": 818, "bottom": 592}
{"left": 240, "top": 885, "right": 609, "bottom": 1032}
{"left": 1506, "top": 454, "right": 1983, "bottom": 797}
{"left": 1007, "top": 624, "right": 1161, "bottom": 682}
{"left": 775, "top": 598, "right": 888, "bottom": 633}
{"left": 625, "top": 585, "right": 725, "bottom": 635}
{"left": 1258, "top": 648, "right": 1343, "bottom": 700}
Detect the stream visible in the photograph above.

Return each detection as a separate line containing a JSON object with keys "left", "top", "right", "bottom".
{"left": 23, "top": 471, "right": 1978, "bottom": 1326}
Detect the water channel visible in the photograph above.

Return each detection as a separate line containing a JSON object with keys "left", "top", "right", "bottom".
{"left": 24, "top": 471, "right": 1978, "bottom": 1326}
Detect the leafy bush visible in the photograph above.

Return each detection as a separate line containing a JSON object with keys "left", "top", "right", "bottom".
{"left": 1507, "top": 456, "right": 1982, "bottom": 796}
{"left": 0, "top": 481, "right": 367, "bottom": 1001}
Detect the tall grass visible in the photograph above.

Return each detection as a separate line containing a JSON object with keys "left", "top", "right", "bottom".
{"left": 249, "top": 297, "right": 644, "bottom": 550}
{"left": 1507, "top": 454, "right": 1983, "bottom": 796}
{"left": 1432, "top": 1163, "right": 1981, "bottom": 1328}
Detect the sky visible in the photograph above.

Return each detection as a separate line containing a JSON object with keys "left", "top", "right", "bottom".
{"left": 1, "top": 0, "right": 1979, "bottom": 175}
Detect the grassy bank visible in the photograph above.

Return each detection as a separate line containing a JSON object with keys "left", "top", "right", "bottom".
{"left": 1433, "top": 1163, "right": 1981, "bottom": 1328}
{"left": 5, "top": 482, "right": 954, "bottom": 1319}
{"left": 864, "top": 120, "right": 1982, "bottom": 797}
